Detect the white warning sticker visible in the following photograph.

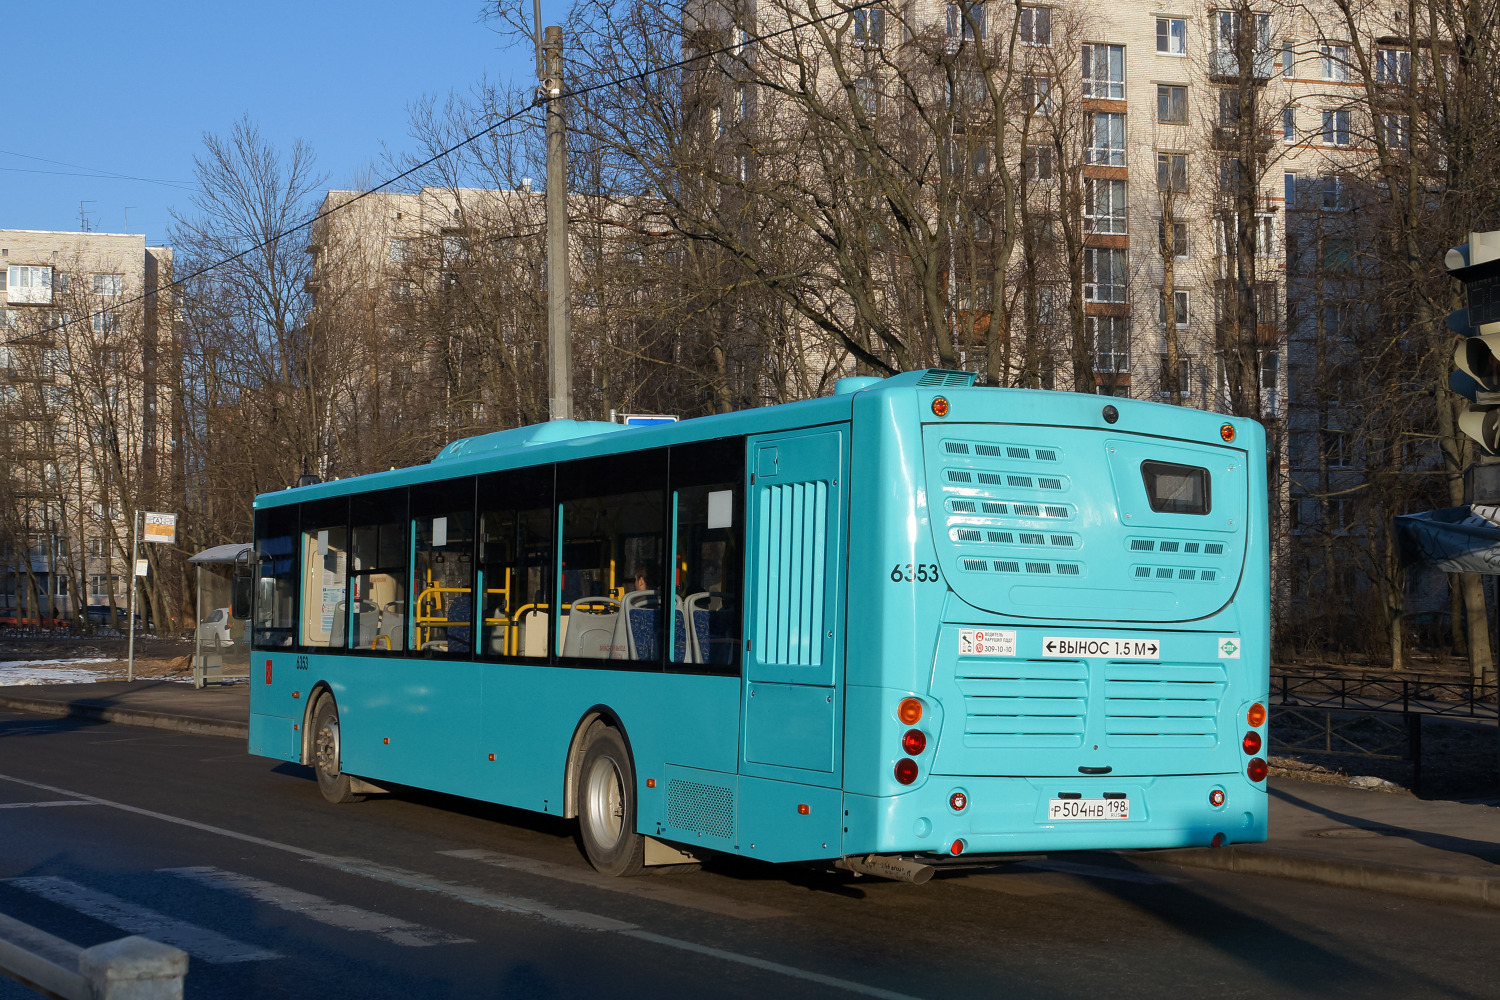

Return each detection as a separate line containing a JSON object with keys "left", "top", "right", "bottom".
{"left": 1042, "top": 636, "right": 1162, "bottom": 659}
{"left": 958, "top": 629, "right": 1017, "bottom": 657}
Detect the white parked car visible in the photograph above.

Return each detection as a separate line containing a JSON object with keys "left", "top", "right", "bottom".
{"left": 197, "top": 607, "right": 234, "bottom": 645}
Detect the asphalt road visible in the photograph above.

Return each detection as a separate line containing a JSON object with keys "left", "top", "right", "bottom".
{"left": 0, "top": 709, "right": 1496, "bottom": 1000}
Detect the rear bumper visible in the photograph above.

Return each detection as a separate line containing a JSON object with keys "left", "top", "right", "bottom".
{"left": 844, "top": 772, "right": 1266, "bottom": 857}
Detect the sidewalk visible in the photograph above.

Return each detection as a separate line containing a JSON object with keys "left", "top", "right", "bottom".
{"left": 1, "top": 680, "right": 1497, "bottom": 908}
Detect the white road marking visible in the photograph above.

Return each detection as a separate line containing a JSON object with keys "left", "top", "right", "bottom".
{"left": 441, "top": 848, "right": 788, "bottom": 920}
{"left": 5, "top": 876, "right": 278, "bottom": 963}
{"left": 0, "top": 773, "right": 925, "bottom": 1000}
{"left": 1018, "top": 859, "right": 1182, "bottom": 884}
{"left": 304, "top": 857, "right": 634, "bottom": 932}
{"left": 0, "top": 800, "right": 95, "bottom": 810}
{"left": 162, "top": 866, "right": 473, "bottom": 947}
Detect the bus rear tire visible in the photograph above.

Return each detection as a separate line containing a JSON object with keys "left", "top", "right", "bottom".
{"left": 577, "top": 726, "right": 645, "bottom": 877}
{"left": 312, "top": 695, "right": 364, "bottom": 805}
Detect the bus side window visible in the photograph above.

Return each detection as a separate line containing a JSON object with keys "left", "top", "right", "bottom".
{"left": 299, "top": 498, "right": 349, "bottom": 649}
{"left": 670, "top": 438, "right": 744, "bottom": 670}
{"left": 478, "top": 466, "right": 553, "bottom": 660}
{"left": 350, "top": 489, "right": 408, "bottom": 653}
{"left": 557, "top": 449, "right": 667, "bottom": 664}
{"left": 252, "top": 505, "right": 299, "bottom": 649}
{"left": 411, "top": 478, "right": 476, "bottom": 655}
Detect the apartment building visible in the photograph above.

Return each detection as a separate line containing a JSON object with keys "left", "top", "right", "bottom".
{"left": 0, "top": 229, "right": 172, "bottom": 620}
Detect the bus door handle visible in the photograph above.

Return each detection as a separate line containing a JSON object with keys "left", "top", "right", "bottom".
{"left": 1078, "top": 766, "right": 1113, "bottom": 775}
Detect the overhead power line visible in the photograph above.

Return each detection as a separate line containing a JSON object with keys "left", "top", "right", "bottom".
{"left": 5, "top": 0, "right": 881, "bottom": 347}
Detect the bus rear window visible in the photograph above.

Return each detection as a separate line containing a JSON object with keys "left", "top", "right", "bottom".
{"left": 1141, "top": 461, "right": 1210, "bottom": 515}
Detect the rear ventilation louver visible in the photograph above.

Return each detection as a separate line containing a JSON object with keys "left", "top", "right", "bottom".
{"left": 959, "top": 559, "right": 1083, "bottom": 576}
{"left": 918, "top": 369, "right": 978, "bottom": 387}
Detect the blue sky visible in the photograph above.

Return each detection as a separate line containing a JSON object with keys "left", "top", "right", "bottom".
{"left": 0, "top": 2, "right": 541, "bottom": 246}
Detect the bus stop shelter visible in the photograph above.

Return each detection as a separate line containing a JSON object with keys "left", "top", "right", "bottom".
{"left": 187, "top": 542, "right": 252, "bottom": 688}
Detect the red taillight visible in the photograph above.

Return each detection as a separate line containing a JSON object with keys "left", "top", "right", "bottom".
{"left": 894, "top": 758, "right": 919, "bottom": 785}
{"left": 1242, "top": 731, "right": 1262, "bottom": 755}
{"left": 265, "top": 659, "right": 272, "bottom": 684}
{"left": 902, "top": 729, "right": 927, "bottom": 755}
{"left": 1246, "top": 702, "right": 1266, "bottom": 727}
{"left": 950, "top": 839, "right": 965, "bottom": 856}
{"left": 932, "top": 396, "right": 950, "bottom": 418}
{"left": 898, "top": 698, "right": 923, "bottom": 725}
{"left": 950, "top": 791, "right": 968, "bottom": 812}
{"left": 1247, "top": 757, "right": 1267, "bottom": 782}
{"left": 1209, "top": 789, "right": 1225, "bottom": 808}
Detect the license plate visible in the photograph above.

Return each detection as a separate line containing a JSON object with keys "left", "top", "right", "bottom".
{"left": 1048, "top": 798, "right": 1130, "bottom": 820}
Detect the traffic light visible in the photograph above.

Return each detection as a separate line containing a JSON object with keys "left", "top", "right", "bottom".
{"left": 1448, "top": 232, "right": 1500, "bottom": 454}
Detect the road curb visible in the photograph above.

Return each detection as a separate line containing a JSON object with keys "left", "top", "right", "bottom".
{"left": 0, "top": 694, "right": 248, "bottom": 740}
{"left": 1143, "top": 844, "right": 1500, "bottom": 910}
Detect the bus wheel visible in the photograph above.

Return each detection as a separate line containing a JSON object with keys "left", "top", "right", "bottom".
{"left": 312, "top": 695, "right": 364, "bottom": 805}
{"left": 577, "top": 727, "right": 645, "bottom": 876}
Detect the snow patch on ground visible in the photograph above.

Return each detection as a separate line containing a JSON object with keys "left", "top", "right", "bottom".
{"left": 0, "top": 657, "right": 116, "bottom": 685}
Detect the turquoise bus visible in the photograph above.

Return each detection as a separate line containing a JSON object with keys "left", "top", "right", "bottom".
{"left": 247, "top": 369, "right": 1270, "bottom": 879}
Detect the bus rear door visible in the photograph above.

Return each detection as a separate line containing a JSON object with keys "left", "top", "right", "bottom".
{"left": 735, "top": 427, "right": 849, "bottom": 859}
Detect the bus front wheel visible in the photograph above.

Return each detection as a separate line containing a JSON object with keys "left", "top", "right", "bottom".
{"left": 577, "top": 726, "right": 645, "bottom": 876}
{"left": 312, "top": 695, "right": 364, "bottom": 805}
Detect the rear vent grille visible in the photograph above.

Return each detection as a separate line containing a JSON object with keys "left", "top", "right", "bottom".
{"left": 940, "top": 440, "right": 1062, "bottom": 463}
{"left": 956, "top": 660, "right": 1087, "bottom": 748}
{"left": 951, "top": 500, "right": 977, "bottom": 513}
{"left": 1127, "top": 538, "right": 1230, "bottom": 556}
{"left": 1103, "top": 664, "right": 1225, "bottom": 749}
{"left": 947, "top": 470, "right": 973, "bottom": 483}
{"left": 951, "top": 527, "right": 1079, "bottom": 549}
{"left": 918, "top": 369, "right": 978, "bottom": 387}
{"left": 958, "top": 558, "right": 1082, "bottom": 576}
{"left": 667, "top": 779, "right": 735, "bottom": 839}
{"left": 1132, "top": 564, "right": 1222, "bottom": 583}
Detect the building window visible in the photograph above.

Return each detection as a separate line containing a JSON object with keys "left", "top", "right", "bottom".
{"left": 1019, "top": 6, "right": 1051, "bottom": 46}
{"left": 1321, "top": 44, "right": 1350, "bottom": 81}
{"left": 1021, "top": 75, "right": 1054, "bottom": 115}
{"left": 1156, "top": 152, "right": 1188, "bottom": 191}
{"left": 1156, "top": 17, "right": 1186, "bottom": 55}
{"left": 1322, "top": 174, "right": 1349, "bottom": 210}
{"left": 388, "top": 239, "right": 410, "bottom": 264}
{"left": 1083, "top": 247, "right": 1128, "bottom": 302}
{"left": 1212, "top": 11, "right": 1272, "bottom": 76}
{"left": 55, "top": 273, "right": 70, "bottom": 293}
{"left": 89, "top": 574, "right": 109, "bottom": 598}
{"left": 1090, "top": 315, "right": 1130, "bottom": 372}
{"left": 92, "top": 274, "right": 123, "bottom": 296}
{"left": 1159, "top": 355, "right": 1193, "bottom": 399}
{"left": 1218, "top": 88, "right": 1241, "bottom": 125}
{"left": 1380, "top": 113, "right": 1410, "bottom": 150}
{"left": 1087, "top": 112, "right": 1126, "bottom": 165}
{"left": 1159, "top": 289, "right": 1191, "bottom": 327}
{"left": 1322, "top": 110, "right": 1350, "bottom": 146}
{"left": 1376, "top": 48, "right": 1410, "bottom": 85}
{"left": 1159, "top": 220, "right": 1189, "bottom": 257}
{"left": 92, "top": 312, "right": 119, "bottom": 335}
{"left": 7, "top": 265, "right": 52, "bottom": 305}
{"left": 1082, "top": 44, "right": 1125, "bottom": 99}
{"left": 1084, "top": 178, "right": 1128, "bottom": 234}
{"left": 1214, "top": 215, "right": 1277, "bottom": 257}
{"left": 1321, "top": 429, "right": 1351, "bottom": 468}
{"left": 1282, "top": 39, "right": 1295, "bottom": 77}
{"left": 1284, "top": 171, "right": 1297, "bottom": 207}
{"left": 947, "top": 2, "right": 984, "bottom": 43}
{"left": 1024, "top": 144, "right": 1054, "bottom": 180}
{"left": 1283, "top": 107, "right": 1296, "bottom": 143}
{"left": 1157, "top": 85, "right": 1187, "bottom": 124}
{"left": 853, "top": 7, "right": 885, "bottom": 47}
{"left": 1323, "top": 238, "right": 1356, "bottom": 272}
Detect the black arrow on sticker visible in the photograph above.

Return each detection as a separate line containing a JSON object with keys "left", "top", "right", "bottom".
{"left": 1147, "top": 642, "right": 1159, "bottom": 655}
{"left": 1044, "top": 640, "right": 1057, "bottom": 653}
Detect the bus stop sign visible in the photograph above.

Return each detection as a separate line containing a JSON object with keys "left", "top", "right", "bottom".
{"left": 143, "top": 512, "right": 177, "bottom": 544}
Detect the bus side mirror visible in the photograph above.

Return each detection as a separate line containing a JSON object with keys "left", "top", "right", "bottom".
{"left": 231, "top": 578, "right": 252, "bottom": 621}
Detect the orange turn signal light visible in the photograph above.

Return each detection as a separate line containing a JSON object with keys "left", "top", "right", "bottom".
{"left": 1220, "top": 423, "right": 1236, "bottom": 442}
{"left": 1246, "top": 702, "right": 1266, "bottom": 727}
{"left": 797, "top": 803, "right": 810, "bottom": 815}
{"left": 932, "top": 396, "right": 950, "bottom": 417}
{"left": 898, "top": 697, "right": 923, "bottom": 725}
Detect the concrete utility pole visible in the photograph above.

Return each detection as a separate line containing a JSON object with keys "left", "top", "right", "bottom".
{"left": 542, "top": 23, "right": 574, "bottom": 421}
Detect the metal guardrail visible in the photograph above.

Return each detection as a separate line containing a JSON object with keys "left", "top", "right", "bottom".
{"left": 1270, "top": 671, "right": 1499, "bottom": 720}
{"left": 0, "top": 912, "right": 186, "bottom": 999}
